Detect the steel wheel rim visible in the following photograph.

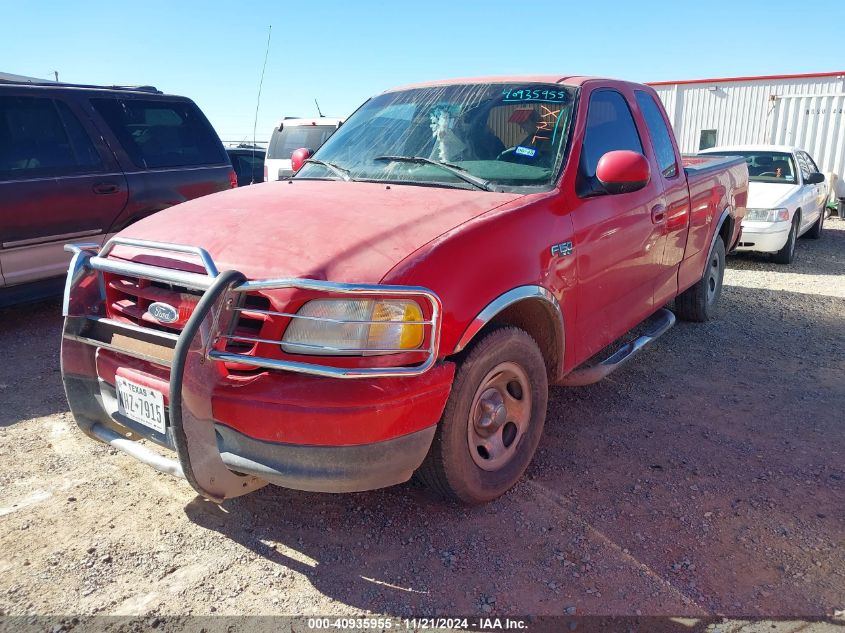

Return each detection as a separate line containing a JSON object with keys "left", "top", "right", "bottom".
{"left": 707, "top": 251, "right": 720, "bottom": 303}
{"left": 467, "top": 361, "right": 532, "bottom": 471}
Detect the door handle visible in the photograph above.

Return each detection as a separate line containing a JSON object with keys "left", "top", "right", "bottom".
{"left": 93, "top": 183, "right": 120, "bottom": 195}
{"left": 651, "top": 204, "right": 667, "bottom": 224}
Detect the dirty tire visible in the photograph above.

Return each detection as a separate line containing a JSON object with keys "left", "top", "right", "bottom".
{"left": 416, "top": 326, "right": 548, "bottom": 504}
{"left": 806, "top": 208, "right": 824, "bottom": 239}
{"left": 772, "top": 215, "right": 799, "bottom": 264}
{"left": 675, "top": 236, "right": 725, "bottom": 323}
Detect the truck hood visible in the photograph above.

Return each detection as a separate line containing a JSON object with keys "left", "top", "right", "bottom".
{"left": 747, "top": 182, "right": 800, "bottom": 209}
{"left": 116, "top": 180, "right": 523, "bottom": 282}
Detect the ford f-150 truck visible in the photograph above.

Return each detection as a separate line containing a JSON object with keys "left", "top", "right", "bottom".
{"left": 61, "top": 76, "right": 748, "bottom": 505}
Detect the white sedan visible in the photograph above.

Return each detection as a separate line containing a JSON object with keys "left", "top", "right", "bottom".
{"left": 700, "top": 145, "right": 827, "bottom": 264}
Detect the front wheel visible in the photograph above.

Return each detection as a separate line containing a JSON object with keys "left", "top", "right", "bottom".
{"left": 675, "top": 236, "right": 726, "bottom": 322}
{"left": 806, "top": 208, "right": 824, "bottom": 239}
{"left": 416, "top": 327, "right": 548, "bottom": 504}
{"left": 772, "top": 215, "right": 799, "bottom": 264}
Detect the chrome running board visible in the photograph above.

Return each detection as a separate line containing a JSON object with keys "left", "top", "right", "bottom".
{"left": 557, "top": 308, "right": 676, "bottom": 387}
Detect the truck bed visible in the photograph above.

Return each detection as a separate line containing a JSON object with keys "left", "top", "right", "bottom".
{"left": 682, "top": 153, "right": 746, "bottom": 175}
{"left": 675, "top": 153, "right": 749, "bottom": 293}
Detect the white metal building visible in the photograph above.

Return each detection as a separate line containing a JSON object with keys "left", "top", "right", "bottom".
{"left": 649, "top": 71, "right": 845, "bottom": 195}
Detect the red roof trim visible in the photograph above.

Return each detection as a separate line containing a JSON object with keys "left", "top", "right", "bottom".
{"left": 647, "top": 70, "right": 845, "bottom": 87}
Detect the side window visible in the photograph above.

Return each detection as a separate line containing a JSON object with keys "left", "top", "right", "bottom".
{"left": 0, "top": 96, "right": 83, "bottom": 178}
{"left": 800, "top": 151, "right": 820, "bottom": 174}
{"left": 233, "top": 155, "right": 260, "bottom": 180}
{"left": 578, "top": 90, "right": 643, "bottom": 196}
{"left": 635, "top": 91, "right": 677, "bottom": 178}
{"left": 91, "top": 98, "right": 226, "bottom": 169}
{"left": 699, "top": 129, "right": 717, "bottom": 151}
{"left": 55, "top": 101, "right": 103, "bottom": 170}
{"left": 794, "top": 152, "right": 812, "bottom": 181}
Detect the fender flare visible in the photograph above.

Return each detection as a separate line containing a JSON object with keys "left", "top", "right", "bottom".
{"left": 709, "top": 206, "right": 733, "bottom": 254}
{"left": 453, "top": 285, "right": 564, "bottom": 375}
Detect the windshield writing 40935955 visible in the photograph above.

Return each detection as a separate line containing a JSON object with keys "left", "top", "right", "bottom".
{"left": 502, "top": 87, "right": 569, "bottom": 102}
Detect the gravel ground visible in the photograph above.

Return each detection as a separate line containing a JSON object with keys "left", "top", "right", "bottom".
{"left": 0, "top": 221, "right": 843, "bottom": 625}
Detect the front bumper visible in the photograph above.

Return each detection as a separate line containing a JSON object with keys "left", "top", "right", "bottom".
{"left": 61, "top": 239, "right": 448, "bottom": 500}
{"left": 734, "top": 220, "right": 791, "bottom": 253}
{"left": 66, "top": 374, "right": 441, "bottom": 493}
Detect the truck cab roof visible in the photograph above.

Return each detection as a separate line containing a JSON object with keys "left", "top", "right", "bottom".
{"left": 384, "top": 75, "right": 609, "bottom": 93}
{"left": 701, "top": 144, "right": 803, "bottom": 155}
{"left": 274, "top": 117, "right": 344, "bottom": 130}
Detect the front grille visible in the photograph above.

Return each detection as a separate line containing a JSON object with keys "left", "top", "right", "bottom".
{"left": 78, "top": 237, "right": 441, "bottom": 378}
{"left": 105, "top": 273, "right": 202, "bottom": 332}
{"left": 224, "top": 294, "right": 271, "bottom": 354}
{"left": 104, "top": 273, "right": 272, "bottom": 354}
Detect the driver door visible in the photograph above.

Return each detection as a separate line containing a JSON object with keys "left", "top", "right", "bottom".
{"left": 568, "top": 88, "right": 667, "bottom": 363}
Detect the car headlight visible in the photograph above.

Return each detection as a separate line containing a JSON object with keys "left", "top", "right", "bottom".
{"left": 281, "top": 298, "right": 425, "bottom": 355}
{"left": 745, "top": 208, "right": 789, "bottom": 222}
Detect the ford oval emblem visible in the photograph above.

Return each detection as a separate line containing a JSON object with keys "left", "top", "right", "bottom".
{"left": 148, "top": 302, "right": 179, "bottom": 324}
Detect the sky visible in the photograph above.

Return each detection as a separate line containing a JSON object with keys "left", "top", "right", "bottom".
{"left": 2, "top": 0, "right": 844, "bottom": 145}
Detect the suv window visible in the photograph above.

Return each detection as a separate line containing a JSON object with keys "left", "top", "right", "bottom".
{"left": 268, "top": 125, "right": 337, "bottom": 160}
{"left": 55, "top": 101, "right": 102, "bottom": 169}
{"left": 635, "top": 91, "right": 677, "bottom": 178}
{"left": 232, "top": 152, "right": 264, "bottom": 183}
{"left": 91, "top": 98, "right": 226, "bottom": 169}
{"left": 0, "top": 96, "right": 98, "bottom": 177}
{"left": 578, "top": 90, "right": 643, "bottom": 196}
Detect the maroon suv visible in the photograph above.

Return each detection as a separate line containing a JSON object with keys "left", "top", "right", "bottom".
{"left": 0, "top": 80, "right": 235, "bottom": 305}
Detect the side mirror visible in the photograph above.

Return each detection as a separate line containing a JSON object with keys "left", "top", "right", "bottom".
{"left": 596, "top": 150, "right": 650, "bottom": 195}
{"left": 805, "top": 172, "right": 825, "bottom": 184}
{"left": 290, "top": 147, "right": 313, "bottom": 173}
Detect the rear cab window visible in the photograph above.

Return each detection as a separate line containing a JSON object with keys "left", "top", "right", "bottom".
{"left": 267, "top": 125, "right": 337, "bottom": 160}
{"left": 634, "top": 91, "right": 677, "bottom": 178}
{"left": 90, "top": 98, "right": 226, "bottom": 169}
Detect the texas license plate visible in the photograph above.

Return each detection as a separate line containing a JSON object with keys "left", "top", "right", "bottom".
{"left": 115, "top": 376, "right": 166, "bottom": 433}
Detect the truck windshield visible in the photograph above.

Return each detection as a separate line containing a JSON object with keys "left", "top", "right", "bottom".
{"left": 297, "top": 83, "right": 577, "bottom": 191}
{"left": 704, "top": 151, "right": 798, "bottom": 185}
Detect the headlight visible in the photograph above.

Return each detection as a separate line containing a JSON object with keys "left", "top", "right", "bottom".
{"left": 745, "top": 208, "right": 789, "bottom": 222}
{"left": 281, "top": 298, "right": 425, "bottom": 355}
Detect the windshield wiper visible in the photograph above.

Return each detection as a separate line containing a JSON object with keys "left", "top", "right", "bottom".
{"left": 373, "top": 155, "right": 493, "bottom": 192}
{"left": 302, "top": 158, "right": 351, "bottom": 181}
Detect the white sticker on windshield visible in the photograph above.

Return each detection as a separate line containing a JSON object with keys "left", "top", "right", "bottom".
{"left": 515, "top": 146, "right": 537, "bottom": 158}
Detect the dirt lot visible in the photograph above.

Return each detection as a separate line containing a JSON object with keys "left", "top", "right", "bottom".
{"left": 0, "top": 222, "right": 843, "bottom": 624}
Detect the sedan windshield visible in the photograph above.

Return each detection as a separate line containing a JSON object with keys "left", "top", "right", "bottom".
{"left": 296, "top": 83, "right": 577, "bottom": 191}
{"left": 705, "top": 151, "right": 798, "bottom": 185}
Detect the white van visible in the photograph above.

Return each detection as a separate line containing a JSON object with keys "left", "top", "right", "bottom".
{"left": 264, "top": 117, "right": 343, "bottom": 181}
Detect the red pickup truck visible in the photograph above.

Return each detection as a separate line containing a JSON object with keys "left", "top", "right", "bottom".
{"left": 61, "top": 76, "right": 747, "bottom": 505}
